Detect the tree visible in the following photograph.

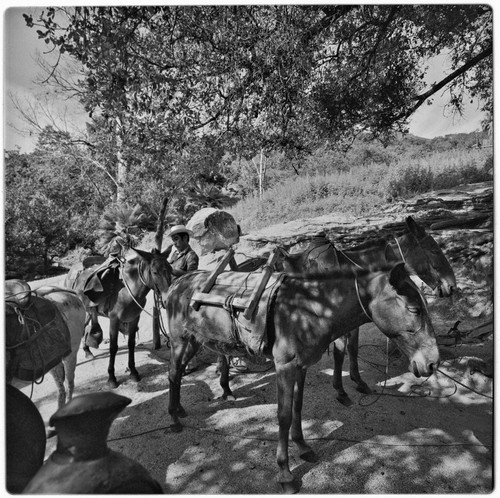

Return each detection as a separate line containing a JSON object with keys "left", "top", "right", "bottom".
{"left": 21, "top": 5, "right": 491, "bottom": 200}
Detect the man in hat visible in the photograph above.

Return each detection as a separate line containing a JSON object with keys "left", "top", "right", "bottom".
{"left": 166, "top": 224, "right": 200, "bottom": 374}
{"left": 166, "top": 225, "right": 199, "bottom": 278}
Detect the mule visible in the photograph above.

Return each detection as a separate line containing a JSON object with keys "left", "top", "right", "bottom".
{"left": 65, "top": 248, "right": 173, "bottom": 388}
{"left": 5, "top": 281, "right": 86, "bottom": 410}
{"left": 164, "top": 263, "right": 439, "bottom": 493}
{"left": 238, "top": 216, "right": 456, "bottom": 405}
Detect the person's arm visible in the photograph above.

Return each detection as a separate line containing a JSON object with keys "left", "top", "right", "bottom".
{"left": 171, "top": 251, "right": 199, "bottom": 277}
{"left": 185, "top": 251, "right": 199, "bottom": 272}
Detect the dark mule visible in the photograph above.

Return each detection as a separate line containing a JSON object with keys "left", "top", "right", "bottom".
{"left": 164, "top": 263, "right": 439, "bottom": 493}
{"left": 239, "top": 216, "right": 456, "bottom": 405}
{"left": 65, "top": 248, "right": 173, "bottom": 388}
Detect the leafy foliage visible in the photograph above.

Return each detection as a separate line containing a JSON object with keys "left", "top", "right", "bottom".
{"left": 22, "top": 5, "right": 492, "bottom": 204}
{"left": 96, "top": 203, "right": 153, "bottom": 256}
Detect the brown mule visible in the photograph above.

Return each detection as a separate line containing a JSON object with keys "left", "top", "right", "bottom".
{"left": 238, "top": 216, "right": 456, "bottom": 405}
{"left": 164, "top": 263, "right": 439, "bottom": 493}
{"left": 65, "top": 248, "right": 173, "bottom": 388}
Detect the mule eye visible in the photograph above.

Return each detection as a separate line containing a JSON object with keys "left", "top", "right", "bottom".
{"left": 407, "top": 306, "right": 420, "bottom": 315}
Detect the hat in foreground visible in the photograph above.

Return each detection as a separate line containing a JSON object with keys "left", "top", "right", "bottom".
{"left": 168, "top": 224, "right": 193, "bottom": 237}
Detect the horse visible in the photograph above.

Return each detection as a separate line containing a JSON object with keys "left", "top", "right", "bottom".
{"left": 65, "top": 248, "right": 173, "bottom": 388}
{"left": 5, "top": 280, "right": 86, "bottom": 410}
{"left": 163, "top": 262, "right": 440, "bottom": 493}
{"left": 238, "top": 216, "right": 456, "bottom": 405}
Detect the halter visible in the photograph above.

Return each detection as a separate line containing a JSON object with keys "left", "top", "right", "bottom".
{"left": 354, "top": 271, "right": 429, "bottom": 335}
{"left": 119, "top": 258, "right": 168, "bottom": 318}
{"left": 395, "top": 234, "right": 440, "bottom": 291}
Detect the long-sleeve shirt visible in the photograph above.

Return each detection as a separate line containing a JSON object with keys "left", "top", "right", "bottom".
{"left": 168, "top": 245, "right": 199, "bottom": 278}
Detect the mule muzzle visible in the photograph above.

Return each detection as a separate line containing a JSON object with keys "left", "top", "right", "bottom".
{"left": 410, "top": 357, "right": 439, "bottom": 378}
{"left": 436, "top": 276, "right": 457, "bottom": 298}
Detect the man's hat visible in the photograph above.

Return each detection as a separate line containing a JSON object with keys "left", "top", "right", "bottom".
{"left": 168, "top": 224, "right": 193, "bottom": 238}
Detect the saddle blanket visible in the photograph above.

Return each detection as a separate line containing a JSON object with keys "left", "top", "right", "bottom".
{"left": 6, "top": 295, "right": 71, "bottom": 382}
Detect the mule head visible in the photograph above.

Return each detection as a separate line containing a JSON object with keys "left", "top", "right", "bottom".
{"left": 401, "top": 216, "right": 457, "bottom": 297}
{"left": 129, "top": 247, "right": 173, "bottom": 304}
{"left": 367, "top": 263, "right": 440, "bottom": 378}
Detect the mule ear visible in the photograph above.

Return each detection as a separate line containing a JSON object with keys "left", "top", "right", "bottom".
{"left": 385, "top": 244, "right": 399, "bottom": 263}
{"left": 130, "top": 247, "right": 153, "bottom": 262}
{"left": 162, "top": 244, "right": 173, "bottom": 257}
{"left": 389, "top": 262, "right": 408, "bottom": 290}
{"left": 406, "top": 216, "right": 426, "bottom": 241}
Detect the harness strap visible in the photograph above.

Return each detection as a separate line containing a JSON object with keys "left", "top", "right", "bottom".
{"left": 394, "top": 237, "right": 406, "bottom": 263}
{"left": 6, "top": 311, "right": 58, "bottom": 350}
{"left": 338, "top": 248, "right": 364, "bottom": 269}
{"left": 119, "top": 260, "right": 155, "bottom": 318}
{"left": 354, "top": 275, "right": 372, "bottom": 322}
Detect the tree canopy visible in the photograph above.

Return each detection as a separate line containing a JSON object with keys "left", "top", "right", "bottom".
{"left": 25, "top": 5, "right": 492, "bottom": 145}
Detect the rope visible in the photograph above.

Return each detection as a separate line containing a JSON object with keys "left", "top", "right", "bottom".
{"left": 106, "top": 419, "right": 491, "bottom": 448}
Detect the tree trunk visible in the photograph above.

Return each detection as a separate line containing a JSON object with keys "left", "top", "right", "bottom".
{"left": 115, "top": 117, "right": 127, "bottom": 204}
{"left": 152, "top": 196, "right": 170, "bottom": 350}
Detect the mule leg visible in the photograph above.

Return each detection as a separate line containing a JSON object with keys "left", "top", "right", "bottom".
{"left": 167, "top": 339, "right": 198, "bottom": 432}
{"left": 107, "top": 316, "right": 120, "bottom": 388}
{"left": 127, "top": 317, "right": 141, "bottom": 382}
{"left": 291, "top": 368, "right": 316, "bottom": 463}
{"left": 49, "top": 363, "right": 66, "bottom": 409}
{"left": 348, "top": 328, "right": 372, "bottom": 394}
{"left": 275, "top": 362, "right": 301, "bottom": 494}
{"left": 332, "top": 336, "right": 352, "bottom": 406}
{"left": 83, "top": 311, "right": 99, "bottom": 359}
{"left": 217, "top": 355, "right": 235, "bottom": 400}
{"left": 62, "top": 351, "right": 78, "bottom": 403}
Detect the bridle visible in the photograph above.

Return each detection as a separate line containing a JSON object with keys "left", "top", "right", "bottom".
{"left": 354, "top": 271, "right": 428, "bottom": 336}
{"left": 394, "top": 234, "right": 441, "bottom": 292}
{"left": 119, "top": 257, "right": 171, "bottom": 316}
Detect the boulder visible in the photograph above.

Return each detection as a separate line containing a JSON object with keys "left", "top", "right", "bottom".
{"left": 186, "top": 208, "right": 240, "bottom": 256}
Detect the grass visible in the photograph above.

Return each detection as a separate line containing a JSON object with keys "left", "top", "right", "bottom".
{"left": 228, "top": 148, "right": 492, "bottom": 233}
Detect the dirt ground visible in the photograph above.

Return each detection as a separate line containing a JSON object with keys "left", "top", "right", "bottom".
{"left": 18, "top": 276, "right": 493, "bottom": 494}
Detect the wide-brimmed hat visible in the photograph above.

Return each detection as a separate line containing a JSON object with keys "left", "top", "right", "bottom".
{"left": 168, "top": 224, "right": 193, "bottom": 238}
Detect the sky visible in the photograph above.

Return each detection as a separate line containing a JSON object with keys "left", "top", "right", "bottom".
{"left": 2, "top": 5, "right": 488, "bottom": 153}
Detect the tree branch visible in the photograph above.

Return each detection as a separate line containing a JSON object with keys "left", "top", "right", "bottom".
{"left": 404, "top": 44, "right": 492, "bottom": 119}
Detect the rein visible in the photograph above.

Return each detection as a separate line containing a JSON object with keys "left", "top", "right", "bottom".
{"left": 120, "top": 260, "right": 156, "bottom": 318}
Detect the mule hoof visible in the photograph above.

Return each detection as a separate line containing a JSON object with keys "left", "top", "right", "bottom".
{"left": 337, "top": 393, "right": 353, "bottom": 407}
{"left": 299, "top": 449, "right": 318, "bottom": 463}
{"left": 222, "top": 394, "right": 236, "bottom": 401}
{"left": 107, "top": 379, "right": 119, "bottom": 389}
{"left": 280, "top": 479, "right": 300, "bottom": 494}
{"left": 176, "top": 406, "right": 188, "bottom": 418}
{"left": 356, "top": 383, "right": 372, "bottom": 394}
{"left": 85, "top": 351, "right": 95, "bottom": 360}
{"left": 130, "top": 372, "right": 141, "bottom": 383}
{"left": 167, "top": 422, "right": 183, "bottom": 434}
